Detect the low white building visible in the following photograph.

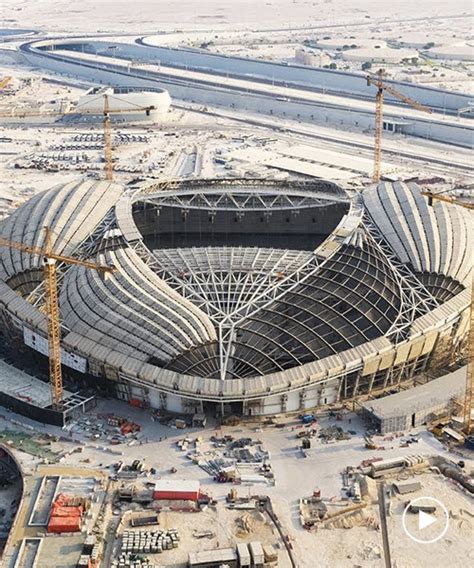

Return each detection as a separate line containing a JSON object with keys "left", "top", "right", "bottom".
{"left": 361, "top": 367, "right": 466, "bottom": 434}
{"left": 428, "top": 42, "right": 474, "bottom": 62}
{"left": 76, "top": 86, "right": 171, "bottom": 121}
{"left": 295, "top": 48, "right": 331, "bottom": 68}
{"left": 342, "top": 46, "right": 418, "bottom": 64}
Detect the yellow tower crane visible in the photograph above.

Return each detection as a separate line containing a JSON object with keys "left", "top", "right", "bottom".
{"left": 366, "top": 69, "right": 432, "bottom": 183}
{"left": 103, "top": 94, "right": 114, "bottom": 181}
{"left": 422, "top": 189, "right": 474, "bottom": 435}
{"left": 0, "top": 93, "right": 155, "bottom": 181}
{"left": 421, "top": 190, "right": 474, "bottom": 210}
{"left": 463, "top": 276, "right": 474, "bottom": 435}
{"left": 0, "top": 76, "right": 12, "bottom": 89}
{"left": 0, "top": 228, "right": 116, "bottom": 408}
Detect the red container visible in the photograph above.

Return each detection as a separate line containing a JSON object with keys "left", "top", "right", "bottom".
{"left": 51, "top": 505, "right": 83, "bottom": 518}
{"left": 48, "top": 515, "right": 81, "bottom": 533}
{"left": 152, "top": 489, "right": 199, "bottom": 501}
{"left": 153, "top": 480, "right": 200, "bottom": 501}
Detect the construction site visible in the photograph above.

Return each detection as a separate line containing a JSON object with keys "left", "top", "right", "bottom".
{"left": 0, "top": 1, "right": 473, "bottom": 567}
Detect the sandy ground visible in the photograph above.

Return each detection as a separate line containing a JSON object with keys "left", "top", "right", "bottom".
{"left": 112, "top": 506, "right": 290, "bottom": 568}
{"left": 1, "top": 1, "right": 472, "bottom": 33}
{"left": 387, "top": 472, "right": 474, "bottom": 568}
{"left": 1, "top": 397, "right": 473, "bottom": 568}
{"left": 1, "top": 3, "right": 472, "bottom": 95}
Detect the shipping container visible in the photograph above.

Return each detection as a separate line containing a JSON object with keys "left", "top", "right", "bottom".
{"left": 48, "top": 515, "right": 82, "bottom": 533}
{"left": 248, "top": 541, "right": 264, "bottom": 568}
{"left": 130, "top": 514, "right": 160, "bottom": 527}
{"left": 236, "top": 542, "right": 251, "bottom": 568}
{"left": 50, "top": 505, "right": 83, "bottom": 518}
{"left": 263, "top": 545, "right": 278, "bottom": 563}
{"left": 82, "top": 534, "right": 96, "bottom": 555}
{"left": 189, "top": 547, "right": 237, "bottom": 568}
{"left": 153, "top": 479, "right": 200, "bottom": 501}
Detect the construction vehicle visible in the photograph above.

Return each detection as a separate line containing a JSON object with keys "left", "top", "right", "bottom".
{"left": 296, "top": 429, "right": 309, "bottom": 439}
{"left": 299, "top": 413, "right": 316, "bottom": 425}
{"left": 364, "top": 436, "right": 377, "bottom": 450}
{"left": 366, "top": 69, "right": 432, "bottom": 183}
{"left": 0, "top": 227, "right": 116, "bottom": 408}
{"left": 214, "top": 469, "right": 236, "bottom": 483}
{"left": 0, "top": 93, "right": 155, "bottom": 180}
{"left": 226, "top": 487, "right": 238, "bottom": 503}
{"left": 422, "top": 191, "right": 473, "bottom": 435}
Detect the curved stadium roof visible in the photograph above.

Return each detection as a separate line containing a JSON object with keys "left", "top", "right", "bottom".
{"left": 0, "top": 177, "right": 471, "bottom": 393}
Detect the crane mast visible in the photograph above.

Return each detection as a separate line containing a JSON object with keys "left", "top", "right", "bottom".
{"left": 0, "top": 229, "right": 116, "bottom": 409}
{"left": 42, "top": 226, "right": 63, "bottom": 406}
{"left": 103, "top": 94, "right": 114, "bottom": 181}
{"left": 367, "top": 69, "right": 432, "bottom": 183}
{"left": 464, "top": 277, "right": 474, "bottom": 435}
{"left": 44, "top": 256, "right": 62, "bottom": 406}
{"left": 373, "top": 84, "right": 384, "bottom": 184}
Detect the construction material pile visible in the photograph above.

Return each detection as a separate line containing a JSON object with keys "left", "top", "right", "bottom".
{"left": 227, "top": 437, "right": 268, "bottom": 462}
{"left": 113, "top": 553, "right": 157, "bottom": 568}
{"left": 188, "top": 435, "right": 273, "bottom": 484}
{"left": 299, "top": 493, "right": 328, "bottom": 527}
{"left": 107, "top": 415, "right": 141, "bottom": 436}
{"left": 318, "top": 425, "right": 352, "bottom": 442}
{"left": 115, "top": 460, "right": 147, "bottom": 479}
{"left": 120, "top": 529, "right": 180, "bottom": 554}
{"left": 68, "top": 414, "right": 142, "bottom": 444}
{"left": 235, "top": 510, "right": 268, "bottom": 537}
{"left": 197, "top": 456, "right": 235, "bottom": 478}
{"left": 47, "top": 493, "right": 89, "bottom": 534}
{"left": 72, "top": 132, "right": 150, "bottom": 145}
{"left": 361, "top": 455, "right": 428, "bottom": 478}
{"left": 323, "top": 507, "right": 379, "bottom": 530}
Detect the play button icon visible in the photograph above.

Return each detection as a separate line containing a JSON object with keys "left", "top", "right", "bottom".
{"left": 418, "top": 510, "right": 436, "bottom": 531}
{"left": 402, "top": 497, "right": 449, "bottom": 544}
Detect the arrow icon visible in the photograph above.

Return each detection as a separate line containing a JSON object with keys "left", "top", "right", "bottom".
{"left": 419, "top": 510, "right": 436, "bottom": 531}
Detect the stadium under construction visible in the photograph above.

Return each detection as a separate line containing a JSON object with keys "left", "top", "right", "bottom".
{"left": 0, "top": 177, "right": 471, "bottom": 417}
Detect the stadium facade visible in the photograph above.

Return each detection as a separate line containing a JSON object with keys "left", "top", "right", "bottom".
{"left": 0, "top": 178, "right": 471, "bottom": 416}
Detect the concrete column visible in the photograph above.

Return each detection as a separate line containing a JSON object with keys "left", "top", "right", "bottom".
{"left": 299, "top": 389, "right": 307, "bottom": 410}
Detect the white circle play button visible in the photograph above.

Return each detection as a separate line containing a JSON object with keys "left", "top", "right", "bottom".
{"left": 402, "top": 497, "right": 449, "bottom": 544}
{"left": 418, "top": 509, "right": 436, "bottom": 531}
